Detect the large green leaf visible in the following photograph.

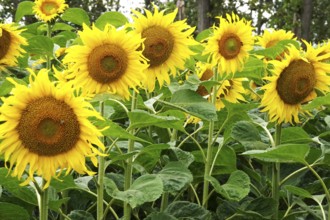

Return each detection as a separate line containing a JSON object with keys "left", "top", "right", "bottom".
{"left": 95, "top": 118, "right": 150, "bottom": 143}
{"left": 164, "top": 201, "right": 212, "bottom": 220}
{"left": 208, "top": 170, "right": 250, "bottom": 201}
{"left": 191, "top": 146, "right": 236, "bottom": 177}
{"left": 104, "top": 174, "right": 163, "bottom": 208}
{"left": 0, "top": 202, "right": 30, "bottom": 220}
{"left": 24, "top": 35, "right": 54, "bottom": 56}
{"left": 0, "top": 79, "right": 15, "bottom": 96}
{"left": 95, "top": 11, "right": 128, "bottom": 29}
{"left": 157, "top": 162, "right": 193, "bottom": 193}
{"left": 169, "top": 89, "right": 218, "bottom": 121}
{"left": 135, "top": 144, "right": 170, "bottom": 172}
{"left": 302, "top": 93, "right": 330, "bottom": 110}
{"left": 234, "top": 56, "right": 265, "bottom": 82}
{"left": 284, "top": 185, "right": 312, "bottom": 198}
{"left": 145, "top": 212, "right": 178, "bottom": 220}
{"left": 128, "top": 109, "right": 185, "bottom": 131}
{"left": 0, "top": 168, "right": 38, "bottom": 205}
{"left": 231, "top": 121, "right": 261, "bottom": 142}
{"left": 242, "top": 144, "right": 310, "bottom": 163}
{"left": 281, "top": 127, "right": 312, "bottom": 144}
{"left": 50, "top": 174, "right": 77, "bottom": 192}
{"left": 61, "top": 8, "right": 90, "bottom": 26}
{"left": 15, "top": 1, "right": 34, "bottom": 22}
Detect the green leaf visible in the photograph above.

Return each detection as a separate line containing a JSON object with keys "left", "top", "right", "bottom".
{"left": 284, "top": 185, "right": 312, "bottom": 198}
{"left": 104, "top": 174, "right": 163, "bottom": 208}
{"left": 251, "top": 39, "right": 300, "bottom": 59}
{"left": 238, "top": 197, "right": 277, "bottom": 218}
{"left": 208, "top": 170, "right": 250, "bottom": 201}
{"left": 49, "top": 197, "right": 70, "bottom": 211}
{"left": 128, "top": 109, "right": 185, "bottom": 132}
{"left": 0, "top": 168, "right": 38, "bottom": 205}
{"left": 234, "top": 56, "right": 265, "bottom": 82}
{"left": 95, "top": 11, "right": 128, "bottom": 29}
{"left": 61, "top": 8, "right": 90, "bottom": 26}
{"left": 157, "top": 162, "right": 193, "bottom": 193}
{"left": 192, "top": 146, "right": 236, "bottom": 177}
{"left": 231, "top": 121, "right": 261, "bottom": 142}
{"left": 95, "top": 118, "right": 150, "bottom": 143}
{"left": 0, "top": 79, "right": 15, "bottom": 96}
{"left": 135, "top": 144, "right": 170, "bottom": 172}
{"left": 15, "top": 1, "right": 34, "bottom": 22}
{"left": 281, "top": 127, "right": 312, "bottom": 144}
{"left": 0, "top": 202, "right": 30, "bottom": 220}
{"left": 220, "top": 101, "right": 258, "bottom": 143}
{"left": 302, "top": 93, "right": 330, "bottom": 110}
{"left": 74, "top": 176, "right": 93, "bottom": 191}
{"left": 67, "top": 210, "right": 95, "bottom": 220}
{"left": 52, "top": 23, "right": 75, "bottom": 31}
{"left": 242, "top": 144, "right": 310, "bottom": 163}
{"left": 195, "top": 28, "right": 211, "bottom": 42}
{"left": 164, "top": 201, "right": 212, "bottom": 220}
{"left": 145, "top": 212, "right": 178, "bottom": 220}
{"left": 24, "top": 35, "right": 54, "bottom": 56}
{"left": 169, "top": 89, "right": 218, "bottom": 121}
{"left": 50, "top": 174, "right": 77, "bottom": 192}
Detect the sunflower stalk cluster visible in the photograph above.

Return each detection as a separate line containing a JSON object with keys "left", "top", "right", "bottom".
{"left": 0, "top": 0, "right": 330, "bottom": 220}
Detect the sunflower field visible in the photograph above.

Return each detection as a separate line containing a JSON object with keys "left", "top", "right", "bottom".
{"left": 0, "top": 0, "right": 330, "bottom": 220}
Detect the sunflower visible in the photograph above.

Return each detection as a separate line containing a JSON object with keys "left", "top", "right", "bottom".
{"left": 0, "top": 69, "right": 105, "bottom": 188}
{"left": 195, "top": 62, "right": 215, "bottom": 96}
{"left": 0, "top": 23, "right": 27, "bottom": 72}
{"left": 63, "top": 24, "right": 148, "bottom": 100}
{"left": 215, "top": 78, "right": 246, "bottom": 110}
{"left": 131, "top": 6, "right": 196, "bottom": 91}
{"left": 33, "top": 0, "right": 68, "bottom": 22}
{"left": 204, "top": 13, "right": 254, "bottom": 76}
{"left": 257, "top": 29, "right": 295, "bottom": 48}
{"left": 260, "top": 45, "right": 330, "bottom": 124}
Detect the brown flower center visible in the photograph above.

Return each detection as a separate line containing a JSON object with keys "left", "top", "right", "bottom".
{"left": 41, "top": 2, "right": 59, "bottom": 16}
{"left": 276, "top": 59, "right": 316, "bottom": 105}
{"left": 218, "top": 33, "right": 242, "bottom": 59}
{"left": 142, "top": 26, "right": 174, "bottom": 67}
{"left": 88, "top": 44, "right": 128, "bottom": 84}
{"left": 17, "top": 97, "right": 80, "bottom": 156}
{"left": 0, "top": 29, "right": 11, "bottom": 60}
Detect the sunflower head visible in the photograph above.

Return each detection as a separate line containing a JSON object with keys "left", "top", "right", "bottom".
{"left": 204, "top": 13, "right": 254, "bottom": 76}
{"left": 260, "top": 45, "right": 330, "bottom": 124}
{"left": 131, "top": 5, "right": 196, "bottom": 91}
{"left": 0, "top": 23, "right": 27, "bottom": 72}
{"left": 215, "top": 78, "right": 246, "bottom": 110}
{"left": 33, "top": 0, "right": 68, "bottom": 22}
{"left": 195, "top": 62, "right": 215, "bottom": 96}
{"left": 257, "top": 29, "right": 295, "bottom": 60}
{"left": 63, "top": 24, "right": 148, "bottom": 100}
{"left": 0, "top": 69, "right": 105, "bottom": 188}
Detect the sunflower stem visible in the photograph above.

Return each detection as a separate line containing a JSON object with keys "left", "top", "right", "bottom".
{"left": 39, "top": 179, "right": 49, "bottom": 220}
{"left": 202, "top": 69, "right": 218, "bottom": 208}
{"left": 97, "top": 101, "right": 105, "bottom": 220}
{"left": 272, "top": 123, "right": 282, "bottom": 220}
{"left": 124, "top": 90, "right": 138, "bottom": 220}
{"left": 46, "top": 22, "right": 52, "bottom": 70}
{"left": 304, "top": 162, "right": 330, "bottom": 220}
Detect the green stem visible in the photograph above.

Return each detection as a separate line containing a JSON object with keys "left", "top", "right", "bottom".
{"left": 304, "top": 162, "right": 330, "bottom": 220}
{"left": 202, "top": 71, "right": 218, "bottom": 208}
{"left": 124, "top": 91, "right": 138, "bottom": 220}
{"left": 39, "top": 180, "right": 49, "bottom": 220}
{"left": 46, "top": 22, "right": 52, "bottom": 70}
{"left": 272, "top": 123, "right": 282, "bottom": 220}
{"left": 97, "top": 101, "right": 105, "bottom": 220}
